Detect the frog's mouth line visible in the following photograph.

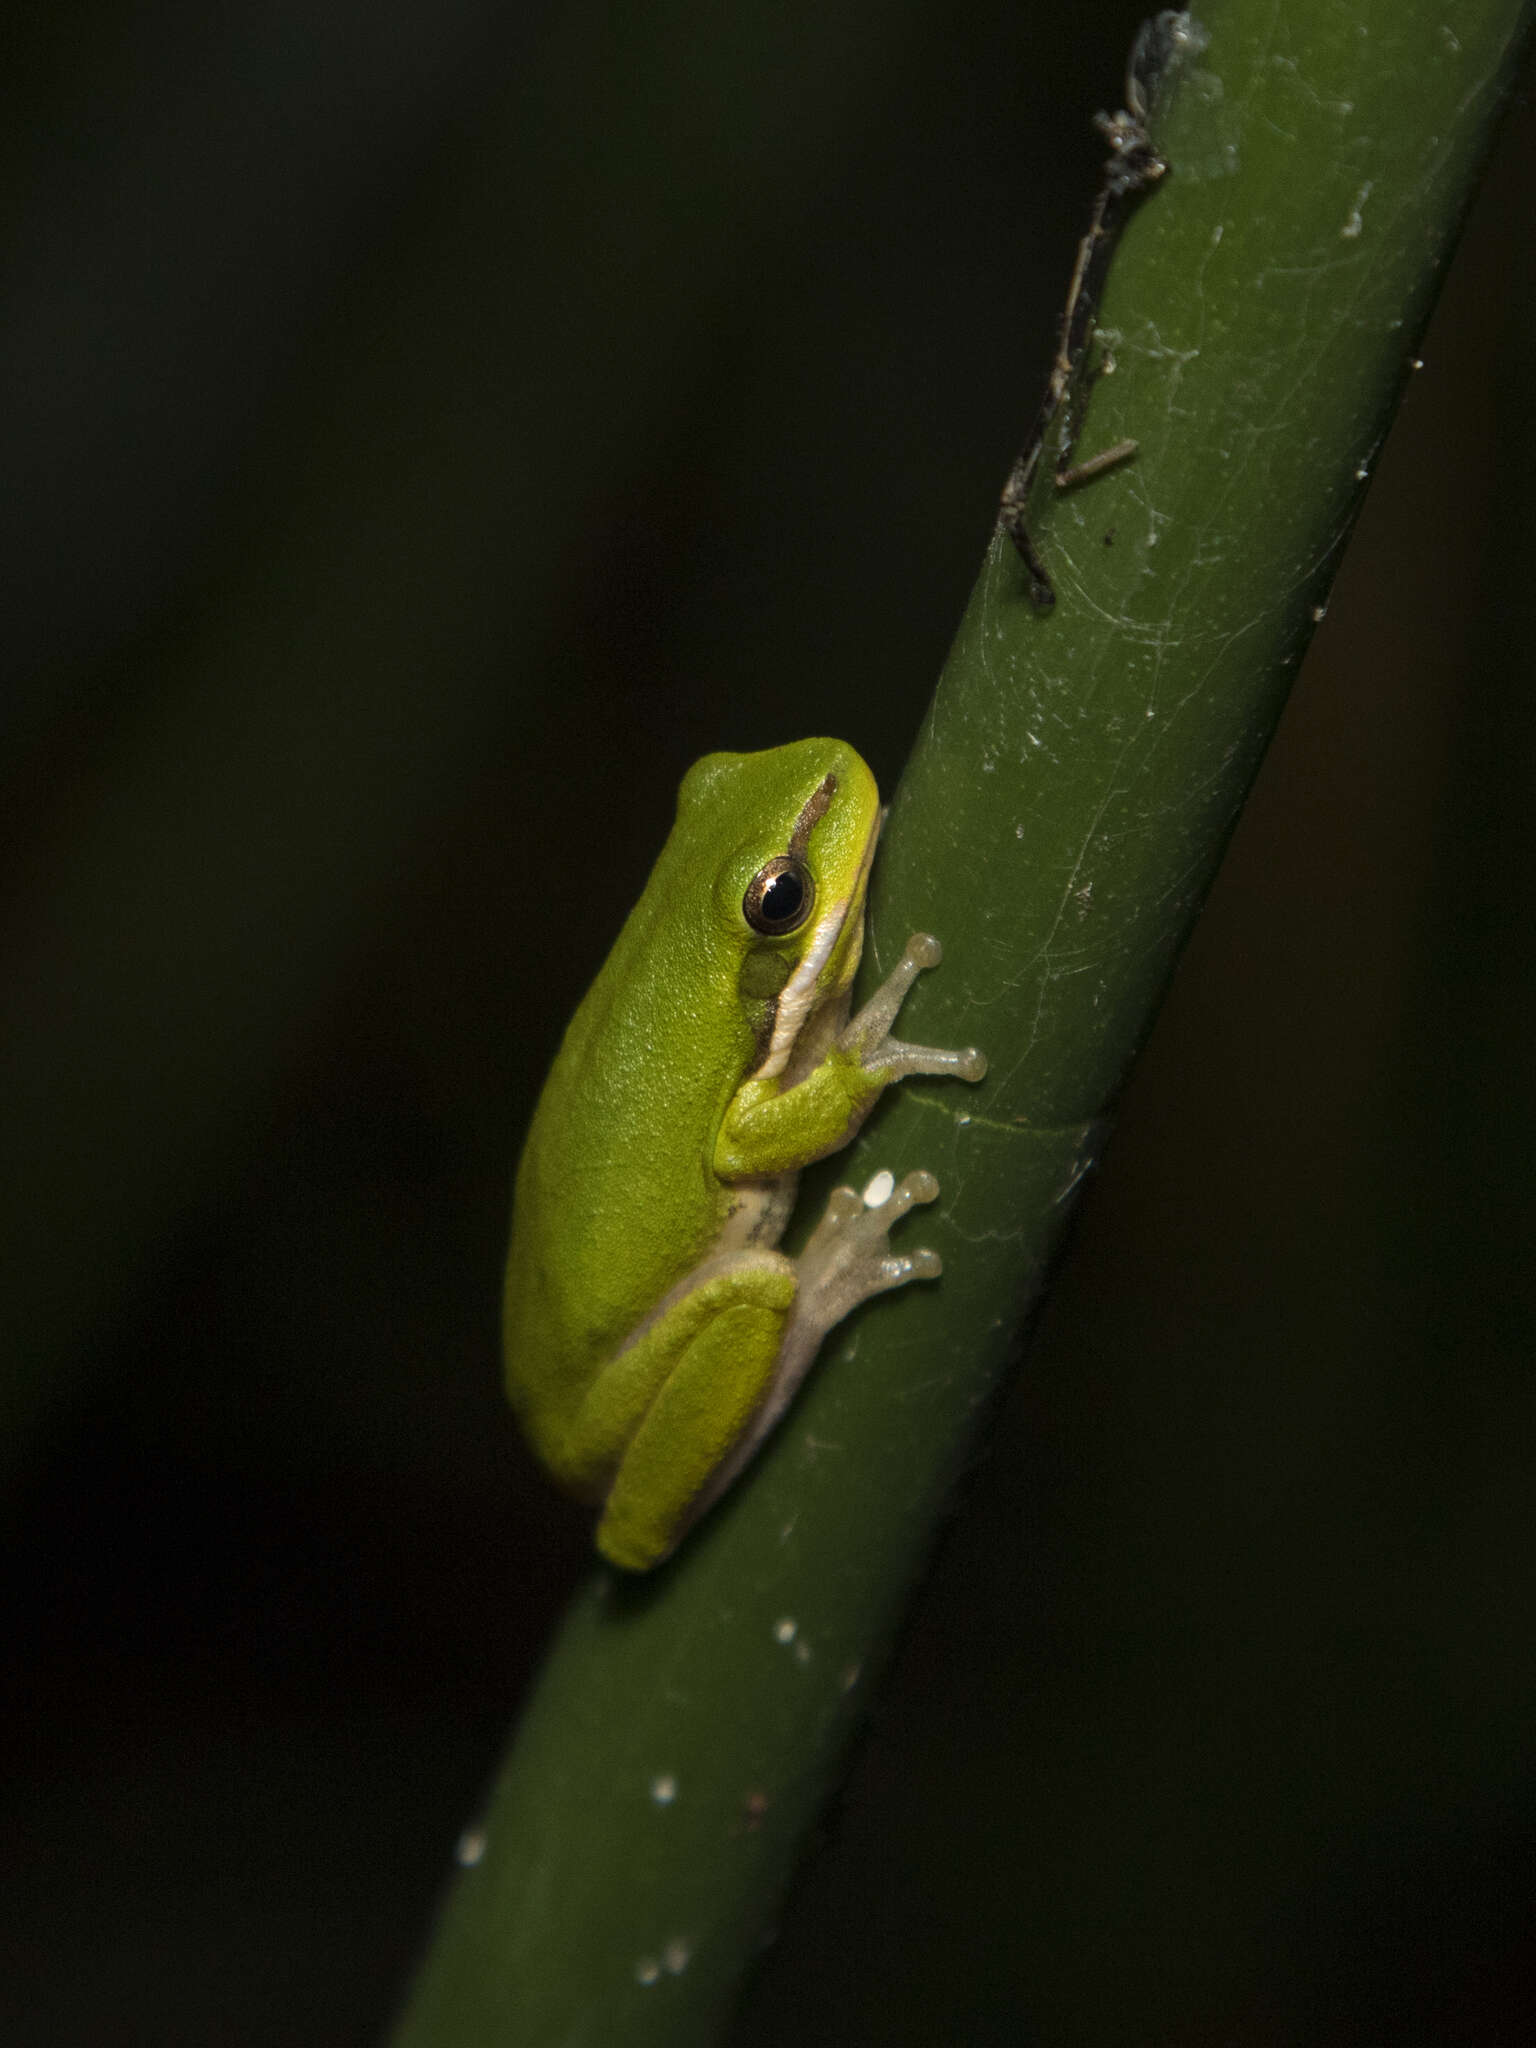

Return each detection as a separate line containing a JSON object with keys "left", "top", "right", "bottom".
{"left": 756, "top": 796, "right": 880, "bottom": 1084}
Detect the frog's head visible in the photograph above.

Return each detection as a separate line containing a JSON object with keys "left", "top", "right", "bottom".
{"left": 678, "top": 738, "right": 881, "bottom": 1081}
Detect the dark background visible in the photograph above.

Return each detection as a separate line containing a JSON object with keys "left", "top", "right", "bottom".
{"left": 3, "top": 5, "right": 1534, "bottom": 2042}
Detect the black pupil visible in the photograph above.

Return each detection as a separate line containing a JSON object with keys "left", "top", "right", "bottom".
{"left": 760, "top": 869, "right": 806, "bottom": 925}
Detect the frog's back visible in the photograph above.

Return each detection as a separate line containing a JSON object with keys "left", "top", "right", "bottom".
{"left": 502, "top": 851, "right": 756, "bottom": 1462}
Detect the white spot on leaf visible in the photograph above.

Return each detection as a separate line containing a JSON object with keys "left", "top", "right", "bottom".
{"left": 1340, "top": 181, "right": 1373, "bottom": 239}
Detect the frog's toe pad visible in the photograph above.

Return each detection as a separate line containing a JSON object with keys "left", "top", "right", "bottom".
{"left": 797, "top": 1167, "right": 943, "bottom": 1329}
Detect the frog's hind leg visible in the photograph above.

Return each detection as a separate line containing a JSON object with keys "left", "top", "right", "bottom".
{"left": 681, "top": 1168, "right": 944, "bottom": 1532}
{"left": 597, "top": 1169, "right": 942, "bottom": 1570}
{"left": 595, "top": 1260, "right": 796, "bottom": 1571}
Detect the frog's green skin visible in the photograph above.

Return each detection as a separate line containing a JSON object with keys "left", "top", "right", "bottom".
{"left": 503, "top": 738, "right": 985, "bottom": 1571}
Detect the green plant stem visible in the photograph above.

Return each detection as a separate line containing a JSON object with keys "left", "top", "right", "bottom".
{"left": 390, "top": 2, "right": 1535, "bottom": 2041}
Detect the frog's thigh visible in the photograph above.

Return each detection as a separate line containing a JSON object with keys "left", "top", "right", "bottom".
{"left": 596, "top": 1263, "right": 796, "bottom": 1572}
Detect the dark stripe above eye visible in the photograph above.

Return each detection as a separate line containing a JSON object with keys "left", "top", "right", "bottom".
{"left": 787, "top": 773, "right": 837, "bottom": 862}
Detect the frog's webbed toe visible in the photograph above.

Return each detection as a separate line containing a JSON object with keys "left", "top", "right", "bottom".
{"left": 722, "top": 1169, "right": 940, "bottom": 1449}
{"left": 797, "top": 1169, "right": 943, "bottom": 1319}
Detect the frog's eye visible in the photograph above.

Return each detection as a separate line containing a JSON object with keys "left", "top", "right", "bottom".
{"left": 743, "top": 856, "right": 816, "bottom": 936}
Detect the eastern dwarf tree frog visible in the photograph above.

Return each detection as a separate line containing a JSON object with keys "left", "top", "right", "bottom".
{"left": 503, "top": 739, "right": 986, "bottom": 1570}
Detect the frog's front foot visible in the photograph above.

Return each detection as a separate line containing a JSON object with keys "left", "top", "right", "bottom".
{"left": 841, "top": 933, "right": 987, "bottom": 1084}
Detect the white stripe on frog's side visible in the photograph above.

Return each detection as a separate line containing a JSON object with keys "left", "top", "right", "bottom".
{"left": 754, "top": 802, "right": 881, "bottom": 1084}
